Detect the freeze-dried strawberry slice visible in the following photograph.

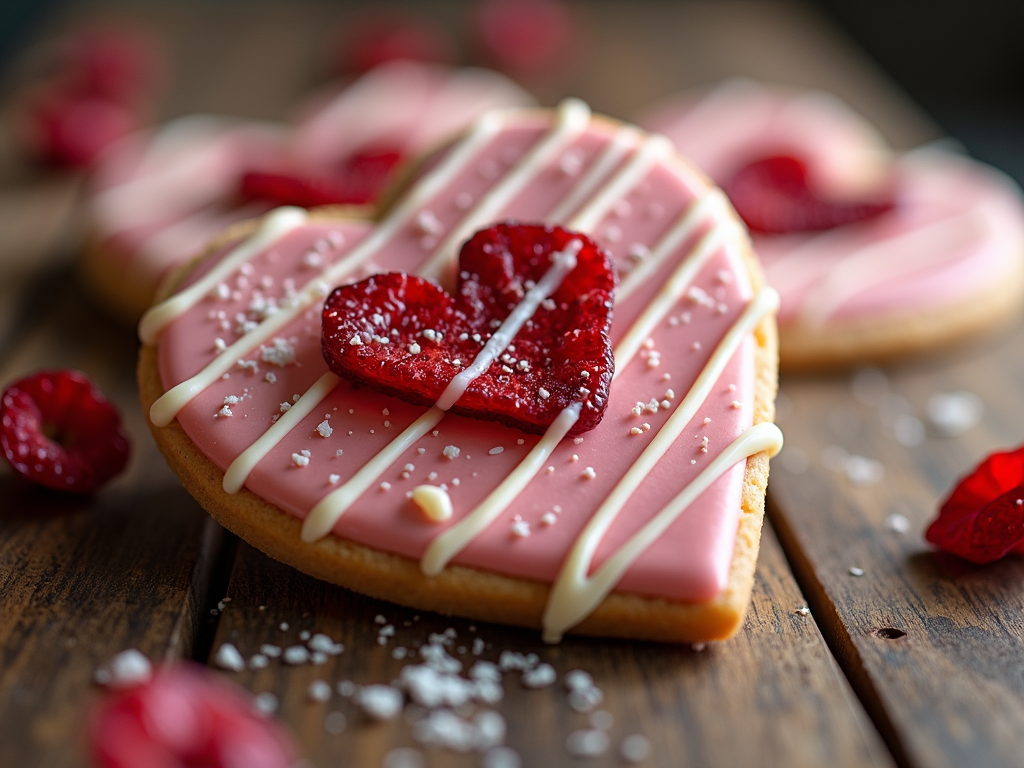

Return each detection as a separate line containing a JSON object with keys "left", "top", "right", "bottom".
{"left": 1, "top": 370, "right": 130, "bottom": 493}
{"left": 240, "top": 148, "right": 404, "bottom": 207}
{"left": 91, "top": 664, "right": 295, "bottom": 768}
{"left": 925, "top": 445, "right": 1024, "bottom": 564}
{"left": 322, "top": 223, "right": 616, "bottom": 435}
{"left": 726, "top": 155, "right": 895, "bottom": 234}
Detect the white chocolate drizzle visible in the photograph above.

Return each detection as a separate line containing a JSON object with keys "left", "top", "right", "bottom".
{"left": 436, "top": 239, "right": 581, "bottom": 410}
{"left": 421, "top": 403, "right": 581, "bottom": 575}
{"left": 418, "top": 98, "right": 592, "bottom": 284}
{"left": 541, "top": 421, "right": 783, "bottom": 643}
{"left": 139, "top": 206, "right": 307, "bottom": 344}
{"left": 223, "top": 372, "right": 340, "bottom": 494}
{"left": 541, "top": 287, "right": 780, "bottom": 641}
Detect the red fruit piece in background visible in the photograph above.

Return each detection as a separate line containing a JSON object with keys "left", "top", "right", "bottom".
{"left": 1, "top": 370, "right": 130, "bottom": 494}
{"left": 473, "top": 0, "right": 573, "bottom": 73}
{"left": 240, "top": 148, "right": 404, "bottom": 207}
{"left": 91, "top": 664, "right": 295, "bottom": 768}
{"left": 726, "top": 155, "right": 895, "bottom": 234}
{"left": 24, "top": 90, "right": 137, "bottom": 168}
{"left": 61, "top": 26, "right": 164, "bottom": 104}
{"left": 322, "top": 223, "right": 616, "bottom": 436}
{"left": 924, "top": 445, "right": 1024, "bottom": 564}
{"left": 332, "top": 11, "right": 455, "bottom": 75}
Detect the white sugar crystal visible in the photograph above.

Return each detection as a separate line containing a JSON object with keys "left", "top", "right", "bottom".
{"left": 260, "top": 643, "right": 282, "bottom": 658}
{"left": 564, "top": 669, "right": 593, "bottom": 691}
{"left": 443, "top": 445, "right": 461, "bottom": 460}
{"left": 249, "top": 654, "right": 269, "bottom": 670}
{"left": 844, "top": 455, "right": 884, "bottom": 486}
{"left": 383, "top": 747, "right": 425, "bottom": 768}
{"left": 621, "top": 734, "right": 651, "bottom": 763}
{"left": 482, "top": 746, "right": 521, "bottom": 768}
{"left": 260, "top": 337, "right": 295, "bottom": 367}
{"left": 489, "top": 446, "right": 504, "bottom": 455}
{"left": 95, "top": 649, "right": 152, "bottom": 689}
{"left": 308, "top": 633, "right": 344, "bottom": 655}
{"left": 927, "top": 391, "right": 982, "bottom": 435}
{"left": 511, "top": 520, "right": 531, "bottom": 538}
{"left": 849, "top": 567, "right": 865, "bottom": 577}
{"left": 282, "top": 645, "right": 310, "bottom": 665}
{"left": 358, "top": 685, "right": 404, "bottom": 720}
{"left": 214, "top": 642, "right": 246, "bottom": 672}
{"left": 291, "top": 452, "right": 310, "bottom": 468}
{"left": 253, "top": 692, "right": 279, "bottom": 715}
{"left": 884, "top": 513, "right": 911, "bottom": 534}
{"left": 566, "top": 729, "right": 610, "bottom": 757}
{"left": 307, "top": 679, "right": 332, "bottom": 702}
{"left": 521, "top": 663, "right": 556, "bottom": 689}
{"left": 316, "top": 420, "right": 333, "bottom": 438}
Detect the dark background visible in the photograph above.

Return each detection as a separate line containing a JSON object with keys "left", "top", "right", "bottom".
{"left": 2, "top": 0, "right": 1023, "bottom": 183}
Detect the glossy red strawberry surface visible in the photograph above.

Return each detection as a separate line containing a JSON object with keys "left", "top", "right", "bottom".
{"left": 91, "top": 664, "right": 295, "bottom": 768}
{"left": 322, "top": 223, "right": 616, "bottom": 435}
{"left": 1, "top": 370, "right": 130, "bottom": 493}
{"left": 925, "top": 445, "right": 1024, "bottom": 564}
{"left": 726, "top": 155, "right": 895, "bottom": 234}
{"left": 240, "top": 148, "right": 404, "bottom": 208}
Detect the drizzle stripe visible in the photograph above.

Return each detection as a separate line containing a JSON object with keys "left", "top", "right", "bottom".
{"left": 420, "top": 403, "right": 582, "bottom": 575}
{"left": 541, "top": 421, "right": 784, "bottom": 642}
{"left": 418, "top": 99, "right": 592, "bottom": 284}
{"left": 568, "top": 134, "right": 674, "bottom": 232}
{"left": 540, "top": 287, "right": 778, "bottom": 638}
{"left": 139, "top": 207, "right": 307, "bottom": 344}
{"left": 546, "top": 127, "right": 642, "bottom": 224}
{"left": 223, "top": 372, "right": 340, "bottom": 494}
{"left": 613, "top": 222, "right": 741, "bottom": 381}
{"left": 301, "top": 407, "right": 446, "bottom": 542}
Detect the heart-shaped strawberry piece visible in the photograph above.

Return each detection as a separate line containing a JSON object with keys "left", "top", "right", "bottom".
{"left": 321, "top": 223, "right": 616, "bottom": 435}
{"left": 726, "top": 154, "right": 895, "bottom": 234}
{"left": 240, "top": 148, "right": 404, "bottom": 208}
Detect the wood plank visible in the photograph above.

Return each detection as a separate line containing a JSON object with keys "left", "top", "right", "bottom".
{"left": 0, "top": 275, "right": 223, "bottom": 767}
{"left": 769, "top": 314, "right": 1024, "bottom": 768}
{"left": 207, "top": 525, "right": 892, "bottom": 767}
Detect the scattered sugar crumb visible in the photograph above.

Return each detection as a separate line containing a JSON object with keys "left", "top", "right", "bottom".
{"left": 214, "top": 643, "right": 246, "bottom": 672}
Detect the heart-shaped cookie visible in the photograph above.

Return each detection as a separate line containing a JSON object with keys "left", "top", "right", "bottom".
{"left": 322, "top": 223, "right": 615, "bottom": 435}
{"left": 139, "top": 101, "right": 781, "bottom": 643}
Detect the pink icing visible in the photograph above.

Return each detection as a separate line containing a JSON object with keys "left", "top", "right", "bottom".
{"left": 89, "top": 61, "right": 534, "bottom": 309}
{"left": 155, "top": 110, "right": 757, "bottom": 604}
{"left": 642, "top": 80, "right": 1024, "bottom": 325}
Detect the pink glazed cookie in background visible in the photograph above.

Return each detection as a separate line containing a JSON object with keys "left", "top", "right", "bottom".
{"left": 640, "top": 79, "right": 1024, "bottom": 369}
{"left": 82, "top": 61, "right": 535, "bottom": 323}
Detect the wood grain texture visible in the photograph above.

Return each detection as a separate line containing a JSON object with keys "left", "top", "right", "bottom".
{"left": 0, "top": 276, "right": 223, "bottom": 767}
{"left": 207, "top": 526, "right": 891, "bottom": 768}
{"left": 769, "top": 314, "right": 1024, "bottom": 768}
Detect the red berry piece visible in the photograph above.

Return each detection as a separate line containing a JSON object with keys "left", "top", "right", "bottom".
{"left": 63, "top": 26, "right": 164, "bottom": 105}
{"left": 1, "top": 370, "right": 130, "bottom": 493}
{"left": 25, "top": 89, "right": 137, "bottom": 168}
{"left": 91, "top": 664, "right": 295, "bottom": 768}
{"left": 725, "top": 155, "right": 895, "bottom": 234}
{"left": 332, "top": 11, "right": 455, "bottom": 75}
{"left": 322, "top": 223, "right": 616, "bottom": 435}
{"left": 925, "top": 445, "right": 1024, "bottom": 564}
{"left": 240, "top": 148, "right": 404, "bottom": 208}
{"left": 473, "top": 0, "right": 574, "bottom": 73}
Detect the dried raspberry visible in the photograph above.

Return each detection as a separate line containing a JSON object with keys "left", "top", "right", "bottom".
{"left": 925, "top": 445, "right": 1024, "bottom": 563}
{"left": 91, "top": 664, "right": 295, "bottom": 768}
{"left": 332, "top": 11, "right": 455, "bottom": 75}
{"left": 726, "top": 155, "right": 895, "bottom": 234}
{"left": 24, "top": 89, "right": 138, "bottom": 168}
{"left": 473, "top": 0, "right": 574, "bottom": 73}
{"left": 61, "top": 26, "right": 164, "bottom": 104}
{"left": 322, "top": 223, "right": 616, "bottom": 435}
{"left": 1, "top": 370, "right": 130, "bottom": 493}
{"left": 240, "top": 149, "right": 404, "bottom": 208}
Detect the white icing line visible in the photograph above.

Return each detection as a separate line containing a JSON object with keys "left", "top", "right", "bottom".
{"left": 540, "top": 287, "right": 779, "bottom": 640}
{"left": 796, "top": 212, "right": 985, "bottom": 325}
{"left": 148, "top": 113, "right": 505, "bottom": 426}
{"left": 301, "top": 407, "right": 446, "bottom": 542}
{"left": 420, "top": 403, "right": 581, "bottom": 575}
{"left": 618, "top": 189, "right": 728, "bottom": 303}
{"left": 436, "top": 240, "right": 582, "bottom": 410}
{"left": 541, "top": 421, "right": 784, "bottom": 643}
{"left": 139, "top": 206, "right": 307, "bottom": 344}
{"left": 418, "top": 98, "right": 592, "bottom": 284}
{"left": 546, "top": 127, "right": 642, "bottom": 224}
{"left": 223, "top": 372, "right": 340, "bottom": 494}
{"left": 567, "top": 134, "right": 674, "bottom": 232}
{"left": 614, "top": 222, "right": 742, "bottom": 381}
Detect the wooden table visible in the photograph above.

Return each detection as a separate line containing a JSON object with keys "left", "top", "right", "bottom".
{"left": 1, "top": 3, "right": 1022, "bottom": 766}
